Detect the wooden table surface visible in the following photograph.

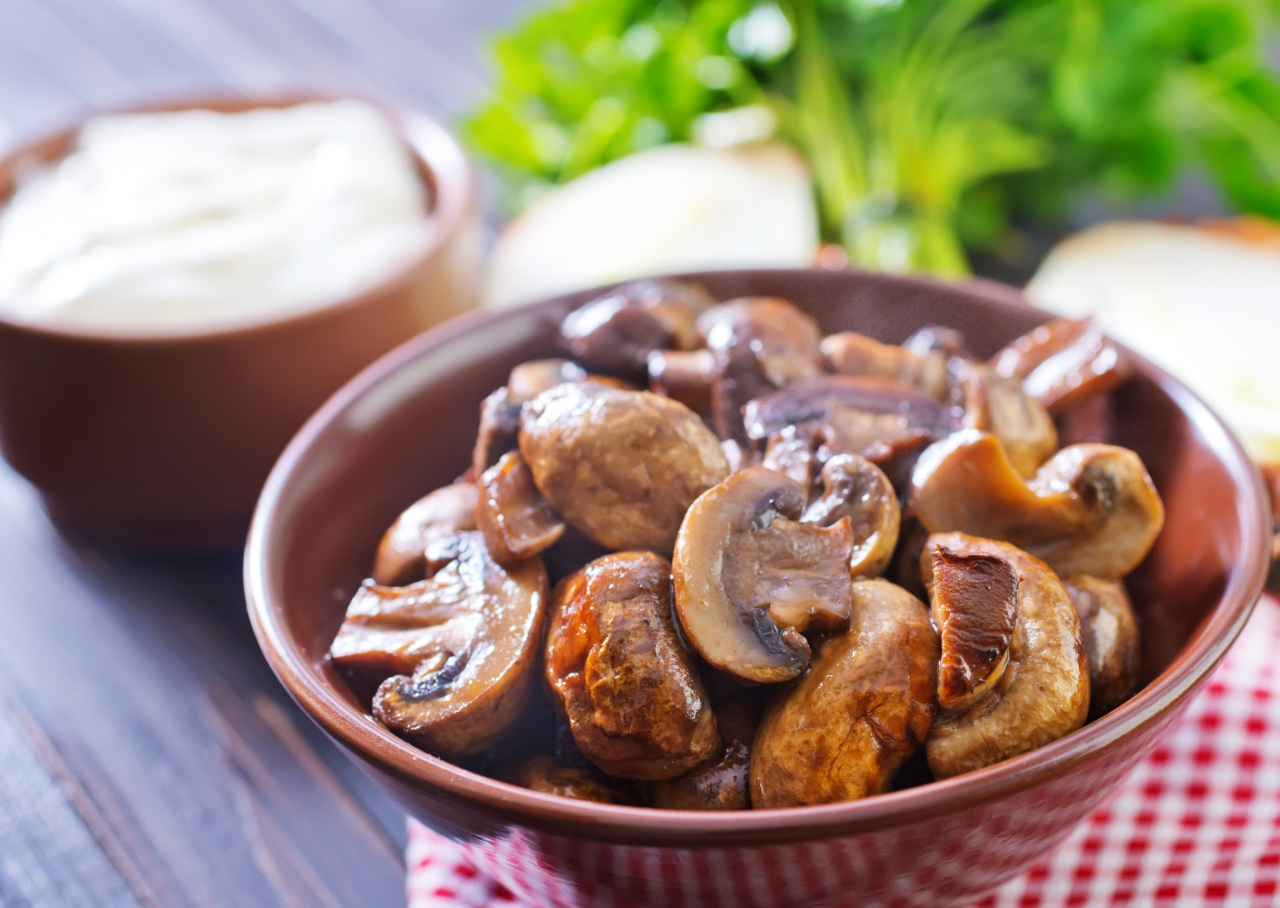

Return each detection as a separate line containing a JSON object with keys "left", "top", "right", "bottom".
{"left": 0, "top": 2, "right": 530, "bottom": 905}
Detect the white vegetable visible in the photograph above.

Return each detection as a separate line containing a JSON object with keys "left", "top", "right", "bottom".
{"left": 484, "top": 142, "right": 819, "bottom": 309}
{"left": 1026, "top": 219, "right": 1280, "bottom": 464}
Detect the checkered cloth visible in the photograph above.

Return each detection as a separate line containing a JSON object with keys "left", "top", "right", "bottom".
{"left": 406, "top": 595, "right": 1280, "bottom": 908}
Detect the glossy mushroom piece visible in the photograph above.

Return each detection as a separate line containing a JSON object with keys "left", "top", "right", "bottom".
{"left": 545, "top": 552, "right": 719, "bottom": 780}
{"left": 371, "top": 482, "right": 478, "bottom": 586}
{"left": 519, "top": 383, "right": 729, "bottom": 552}
{"left": 957, "top": 363, "right": 1058, "bottom": 478}
{"left": 991, "top": 317, "right": 1129, "bottom": 414}
{"left": 802, "top": 453, "right": 900, "bottom": 579}
{"left": 910, "top": 430, "right": 1165, "bottom": 579}
{"left": 921, "top": 533, "right": 1090, "bottom": 779}
{"left": 673, "top": 467, "right": 854, "bottom": 685}
{"left": 750, "top": 579, "right": 939, "bottom": 807}
{"left": 821, "top": 331, "right": 949, "bottom": 400}
{"left": 560, "top": 279, "right": 713, "bottom": 377}
{"left": 506, "top": 755, "right": 636, "bottom": 805}
{"left": 930, "top": 547, "right": 1019, "bottom": 716}
{"left": 329, "top": 532, "right": 548, "bottom": 758}
{"left": 476, "top": 450, "right": 564, "bottom": 564}
{"left": 473, "top": 359, "right": 587, "bottom": 479}
{"left": 1063, "top": 575, "right": 1141, "bottom": 718}
{"left": 645, "top": 696, "right": 759, "bottom": 810}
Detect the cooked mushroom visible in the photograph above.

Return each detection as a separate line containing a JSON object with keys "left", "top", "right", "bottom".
{"left": 507, "top": 358, "right": 589, "bottom": 402}
{"left": 749, "top": 579, "right": 939, "bottom": 807}
{"left": 721, "top": 438, "right": 763, "bottom": 473}
{"left": 473, "top": 359, "right": 589, "bottom": 479}
{"left": 958, "top": 362, "right": 1058, "bottom": 478}
{"left": 821, "top": 331, "right": 949, "bottom": 400}
{"left": 476, "top": 450, "right": 565, "bottom": 563}
{"left": 761, "top": 423, "right": 823, "bottom": 496}
{"left": 673, "top": 467, "right": 855, "bottom": 685}
{"left": 506, "top": 754, "right": 636, "bottom": 804}
{"left": 911, "top": 430, "right": 1164, "bottom": 579}
{"left": 560, "top": 279, "right": 712, "bottom": 375}
{"left": 647, "top": 348, "right": 716, "bottom": 417}
{"left": 699, "top": 297, "right": 824, "bottom": 441}
{"left": 921, "top": 533, "right": 1090, "bottom": 778}
{"left": 645, "top": 696, "right": 759, "bottom": 810}
{"left": 802, "top": 454, "right": 900, "bottom": 579}
{"left": 1063, "top": 575, "right": 1141, "bottom": 718}
{"left": 929, "top": 546, "right": 1019, "bottom": 715}
{"left": 371, "top": 483, "right": 479, "bottom": 586}
{"left": 545, "top": 552, "right": 719, "bottom": 780}
{"left": 903, "top": 324, "right": 970, "bottom": 360}
{"left": 329, "top": 532, "right": 548, "bottom": 758}
{"left": 991, "top": 318, "right": 1129, "bottom": 414}
{"left": 519, "top": 383, "right": 729, "bottom": 552}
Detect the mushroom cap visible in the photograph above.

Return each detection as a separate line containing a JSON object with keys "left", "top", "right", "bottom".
{"left": 505, "top": 754, "right": 637, "bottom": 805}
{"left": 560, "top": 279, "right": 711, "bottom": 374}
{"left": 801, "top": 453, "right": 901, "bottom": 579}
{"left": 910, "top": 430, "right": 1165, "bottom": 579}
{"left": 673, "top": 467, "right": 855, "bottom": 685}
{"left": 1063, "top": 574, "right": 1141, "bottom": 719}
{"left": 544, "top": 551, "right": 720, "bottom": 780}
{"left": 929, "top": 546, "right": 1019, "bottom": 716}
{"left": 922, "top": 533, "right": 1090, "bottom": 778}
{"left": 329, "top": 532, "right": 548, "bottom": 759}
{"left": 507, "top": 358, "right": 588, "bottom": 404}
{"left": 749, "top": 579, "right": 939, "bottom": 807}
{"left": 991, "top": 317, "right": 1129, "bottom": 414}
{"left": 821, "top": 331, "right": 949, "bottom": 400}
{"left": 697, "top": 297, "right": 824, "bottom": 387}
{"left": 371, "top": 483, "right": 479, "bottom": 586}
{"left": 477, "top": 450, "right": 565, "bottom": 564}
{"left": 958, "top": 363, "right": 1058, "bottom": 478}
{"left": 644, "top": 696, "right": 759, "bottom": 810}
{"left": 647, "top": 347, "right": 716, "bottom": 418}
{"left": 519, "top": 383, "right": 729, "bottom": 552}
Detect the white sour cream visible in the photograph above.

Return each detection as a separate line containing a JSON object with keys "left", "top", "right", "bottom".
{"left": 0, "top": 100, "right": 432, "bottom": 333}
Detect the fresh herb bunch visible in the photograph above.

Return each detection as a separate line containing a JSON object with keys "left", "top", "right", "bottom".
{"left": 466, "top": 0, "right": 1280, "bottom": 275}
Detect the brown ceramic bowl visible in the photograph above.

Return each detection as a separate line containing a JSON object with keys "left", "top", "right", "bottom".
{"left": 246, "top": 269, "right": 1270, "bottom": 907}
{"left": 0, "top": 96, "right": 481, "bottom": 551}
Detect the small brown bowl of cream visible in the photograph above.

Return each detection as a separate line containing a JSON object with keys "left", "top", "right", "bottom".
{"left": 0, "top": 96, "right": 480, "bottom": 551}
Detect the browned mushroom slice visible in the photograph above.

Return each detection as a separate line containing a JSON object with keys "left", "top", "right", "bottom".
{"left": 519, "top": 383, "right": 729, "bottom": 552}
{"left": 802, "top": 454, "right": 900, "bottom": 579}
{"left": 1063, "top": 575, "right": 1141, "bottom": 718}
{"left": 821, "top": 332, "right": 949, "bottom": 400}
{"left": 991, "top": 318, "right": 1129, "bottom": 414}
{"left": 929, "top": 547, "right": 1019, "bottom": 715}
{"left": 958, "top": 362, "right": 1057, "bottom": 478}
{"left": 749, "top": 579, "right": 939, "bottom": 807}
{"left": 761, "top": 423, "right": 823, "bottom": 496}
{"left": 560, "top": 279, "right": 712, "bottom": 375}
{"left": 505, "top": 755, "right": 637, "bottom": 805}
{"left": 673, "top": 467, "right": 855, "bottom": 685}
{"left": 921, "top": 533, "right": 1089, "bottom": 778}
{"left": 645, "top": 696, "right": 759, "bottom": 810}
{"left": 697, "top": 297, "right": 824, "bottom": 387}
{"left": 910, "top": 430, "right": 1165, "bottom": 579}
{"left": 545, "top": 552, "right": 719, "bottom": 780}
{"left": 328, "top": 533, "right": 548, "bottom": 758}
{"left": 371, "top": 483, "right": 479, "bottom": 585}
{"left": 476, "top": 450, "right": 565, "bottom": 564}
{"left": 903, "top": 324, "right": 970, "bottom": 360}
{"left": 647, "top": 348, "right": 716, "bottom": 418}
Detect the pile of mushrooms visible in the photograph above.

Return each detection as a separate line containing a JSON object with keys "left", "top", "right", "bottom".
{"left": 328, "top": 279, "right": 1163, "bottom": 809}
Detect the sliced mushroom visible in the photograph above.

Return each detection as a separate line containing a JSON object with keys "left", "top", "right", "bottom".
{"left": 673, "top": 467, "right": 855, "bottom": 685}
{"left": 750, "top": 579, "right": 939, "bottom": 807}
{"left": 802, "top": 454, "right": 900, "bottom": 579}
{"left": 921, "top": 533, "right": 1090, "bottom": 778}
{"left": 904, "top": 324, "right": 970, "bottom": 360}
{"left": 329, "top": 532, "right": 548, "bottom": 758}
{"left": 505, "top": 754, "right": 637, "bottom": 805}
{"left": 821, "top": 331, "right": 949, "bottom": 400}
{"left": 560, "top": 279, "right": 712, "bottom": 375}
{"left": 545, "top": 552, "right": 719, "bottom": 780}
{"left": 910, "top": 430, "right": 1165, "bottom": 579}
{"left": 477, "top": 450, "right": 565, "bottom": 563}
{"left": 519, "top": 383, "right": 729, "bottom": 552}
{"left": 645, "top": 696, "right": 759, "bottom": 810}
{"left": 929, "top": 546, "right": 1019, "bottom": 715}
{"left": 958, "top": 362, "right": 1057, "bottom": 478}
{"left": 371, "top": 483, "right": 479, "bottom": 586}
{"left": 647, "top": 348, "right": 716, "bottom": 418}
{"left": 1063, "top": 575, "right": 1141, "bottom": 718}
{"left": 991, "top": 318, "right": 1129, "bottom": 414}
{"left": 761, "top": 423, "right": 823, "bottom": 496}
{"left": 699, "top": 297, "right": 824, "bottom": 441}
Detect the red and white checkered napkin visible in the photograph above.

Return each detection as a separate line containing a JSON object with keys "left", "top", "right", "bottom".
{"left": 407, "top": 595, "right": 1280, "bottom": 908}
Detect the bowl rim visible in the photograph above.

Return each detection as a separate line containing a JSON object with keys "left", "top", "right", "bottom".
{"left": 0, "top": 92, "right": 476, "bottom": 345}
{"left": 246, "top": 268, "right": 1272, "bottom": 846}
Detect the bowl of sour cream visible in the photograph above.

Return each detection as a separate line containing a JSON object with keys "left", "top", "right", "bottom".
{"left": 0, "top": 97, "right": 480, "bottom": 550}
